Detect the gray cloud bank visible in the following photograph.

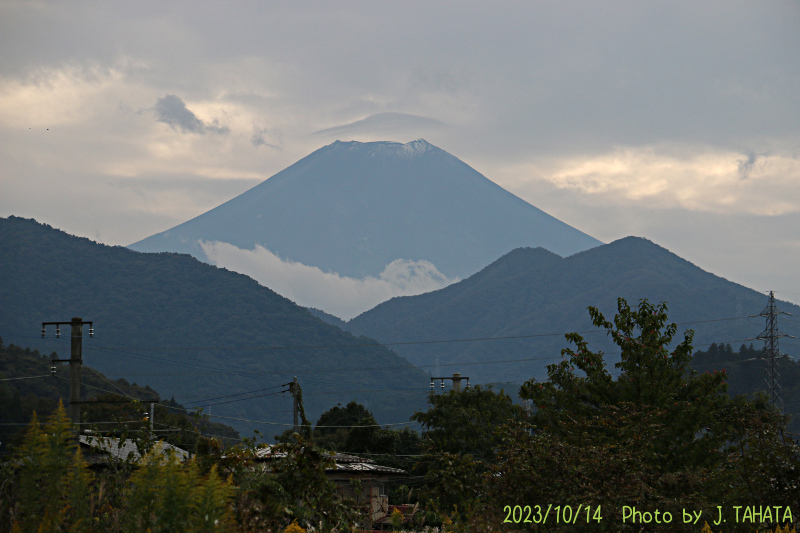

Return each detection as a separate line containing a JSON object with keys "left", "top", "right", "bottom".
{"left": 154, "top": 94, "right": 229, "bottom": 134}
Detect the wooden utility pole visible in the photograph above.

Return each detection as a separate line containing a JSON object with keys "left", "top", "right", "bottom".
{"left": 44, "top": 317, "right": 93, "bottom": 425}
{"left": 292, "top": 376, "right": 299, "bottom": 432}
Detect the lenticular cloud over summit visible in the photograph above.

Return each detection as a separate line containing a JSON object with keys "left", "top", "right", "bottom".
{"left": 201, "top": 241, "right": 456, "bottom": 320}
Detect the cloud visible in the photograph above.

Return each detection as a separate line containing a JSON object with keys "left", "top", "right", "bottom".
{"left": 199, "top": 241, "right": 458, "bottom": 320}
{"left": 0, "top": 64, "right": 126, "bottom": 129}
{"left": 313, "top": 112, "right": 446, "bottom": 138}
{"left": 737, "top": 151, "right": 758, "bottom": 180}
{"left": 250, "top": 127, "right": 280, "bottom": 149}
{"left": 522, "top": 146, "right": 800, "bottom": 216}
{"left": 3, "top": 1, "right": 800, "bottom": 313}
{"left": 153, "top": 94, "right": 229, "bottom": 134}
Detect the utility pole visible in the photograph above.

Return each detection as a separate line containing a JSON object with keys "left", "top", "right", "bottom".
{"left": 43, "top": 317, "right": 93, "bottom": 425}
{"left": 292, "top": 376, "right": 299, "bottom": 433}
{"left": 756, "top": 291, "right": 794, "bottom": 413}
{"left": 430, "top": 373, "right": 470, "bottom": 392}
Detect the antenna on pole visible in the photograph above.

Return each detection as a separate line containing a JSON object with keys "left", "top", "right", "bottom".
{"left": 755, "top": 291, "right": 795, "bottom": 413}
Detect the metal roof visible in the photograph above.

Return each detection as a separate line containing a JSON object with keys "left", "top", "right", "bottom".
{"left": 330, "top": 461, "right": 406, "bottom": 475}
{"left": 254, "top": 445, "right": 405, "bottom": 475}
{"left": 79, "top": 435, "right": 189, "bottom": 463}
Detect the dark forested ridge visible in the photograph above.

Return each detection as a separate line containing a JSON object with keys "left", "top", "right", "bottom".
{"left": 692, "top": 342, "right": 800, "bottom": 433}
{"left": 0, "top": 337, "right": 239, "bottom": 453}
{"left": 306, "top": 307, "right": 349, "bottom": 330}
{"left": 0, "top": 217, "right": 429, "bottom": 436}
{"left": 346, "top": 237, "right": 800, "bottom": 385}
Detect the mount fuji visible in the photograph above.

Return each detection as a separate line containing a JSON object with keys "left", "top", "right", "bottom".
{"left": 129, "top": 139, "right": 601, "bottom": 317}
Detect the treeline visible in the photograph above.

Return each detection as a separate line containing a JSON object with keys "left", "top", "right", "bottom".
{"left": 692, "top": 341, "right": 800, "bottom": 433}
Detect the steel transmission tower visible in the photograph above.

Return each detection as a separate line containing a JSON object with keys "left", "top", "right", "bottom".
{"left": 755, "top": 291, "right": 794, "bottom": 412}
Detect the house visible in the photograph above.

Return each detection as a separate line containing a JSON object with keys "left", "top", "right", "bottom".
{"left": 254, "top": 445, "right": 407, "bottom": 526}
{"left": 79, "top": 434, "right": 189, "bottom": 465}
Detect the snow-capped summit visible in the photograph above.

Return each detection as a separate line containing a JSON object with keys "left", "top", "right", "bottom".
{"left": 331, "top": 139, "right": 434, "bottom": 159}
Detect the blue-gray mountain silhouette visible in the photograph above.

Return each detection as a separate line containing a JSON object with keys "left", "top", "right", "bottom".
{"left": 345, "top": 237, "right": 800, "bottom": 384}
{"left": 129, "top": 139, "right": 601, "bottom": 279}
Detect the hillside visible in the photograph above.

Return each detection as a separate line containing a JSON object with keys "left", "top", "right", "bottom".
{"left": 346, "top": 237, "right": 800, "bottom": 384}
{"left": 0, "top": 337, "right": 240, "bottom": 453}
{"left": 0, "top": 217, "right": 430, "bottom": 436}
{"left": 129, "top": 139, "right": 601, "bottom": 280}
{"left": 692, "top": 342, "right": 800, "bottom": 433}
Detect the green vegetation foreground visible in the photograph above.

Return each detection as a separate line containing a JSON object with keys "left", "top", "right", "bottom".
{"left": 1, "top": 299, "right": 798, "bottom": 532}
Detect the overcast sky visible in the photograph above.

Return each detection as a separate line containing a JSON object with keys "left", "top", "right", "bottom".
{"left": 2, "top": 1, "right": 799, "bottom": 312}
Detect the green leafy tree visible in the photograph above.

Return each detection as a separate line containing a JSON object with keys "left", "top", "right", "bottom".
{"left": 313, "top": 401, "right": 376, "bottom": 452}
{"left": 489, "top": 298, "right": 800, "bottom": 531}
{"left": 413, "top": 385, "right": 525, "bottom": 462}
{"left": 411, "top": 386, "right": 525, "bottom": 524}
{"left": 520, "top": 298, "right": 731, "bottom": 473}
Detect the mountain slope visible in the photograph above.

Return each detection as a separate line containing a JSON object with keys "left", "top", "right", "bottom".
{"left": 0, "top": 217, "right": 429, "bottom": 435}
{"left": 129, "top": 139, "right": 601, "bottom": 280}
{"left": 0, "top": 338, "right": 240, "bottom": 453}
{"left": 346, "top": 237, "right": 800, "bottom": 384}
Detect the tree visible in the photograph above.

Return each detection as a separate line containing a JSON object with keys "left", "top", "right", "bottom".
{"left": 234, "top": 434, "right": 366, "bottom": 532}
{"left": 412, "top": 385, "right": 525, "bottom": 462}
{"left": 9, "top": 402, "right": 94, "bottom": 532}
{"left": 520, "top": 297, "right": 732, "bottom": 473}
{"left": 411, "top": 386, "right": 526, "bottom": 524}
{"left": 313, "top": 401, "right": 376, "bottom": 451}
{"left": 493, "top": 298, "right": 800, "bottom": 531}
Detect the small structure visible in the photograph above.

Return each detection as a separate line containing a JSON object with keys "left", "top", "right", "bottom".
{"left": 79, "top": 435, "right": 189, "bottom": 465}
{"left": 254, "top": 446, "right": 407, "bottom": 526}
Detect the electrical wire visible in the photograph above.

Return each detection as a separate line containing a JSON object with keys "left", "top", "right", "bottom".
{"left": 85, "top": 365, "right": 135, "bottom": 399}
{"left": 14, "top": 313, "right": 792, "bottom": 384}
{"left": 54, "top": 375, "right": 153, "bottom": 403}
{"left": 191, "top": 390, "right": 289, "bottom": 409}
{"left": 158, "top": 401, "right": 419, "bottom": 428}
{"left": 45, "top": 313, "right": 764, "bottom": 354}
{"left": 0, "top": 374, "right": 50, "bottom": 382}
{"left": 184, "top": 383, "right": 290, "bottom": 406}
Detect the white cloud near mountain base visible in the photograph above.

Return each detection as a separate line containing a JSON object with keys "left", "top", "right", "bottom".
{"left": 200, "top": 241, "right": 457, "bottom": 320}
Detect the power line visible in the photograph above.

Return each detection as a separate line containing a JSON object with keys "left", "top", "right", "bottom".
{"left": 159, "top": 400, "right": 418, "bottom": 428}
{"left": 0, "top": 374, "right": 50, "bottom": 382}
{"left": 55, "top": 313, "right": 761, "bottom": 354}
{"left": 191, "top": 391, "right": 289, "bottom": 409}
{"left": 184, "top": 383, "right": 290, "bottom": 406}
{"left": 85, "top": 365, "right": 136, "bottom": 399}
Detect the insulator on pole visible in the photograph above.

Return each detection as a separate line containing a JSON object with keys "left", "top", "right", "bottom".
{"left": 56, "top": 326, "right": 60, "bottom": 338}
